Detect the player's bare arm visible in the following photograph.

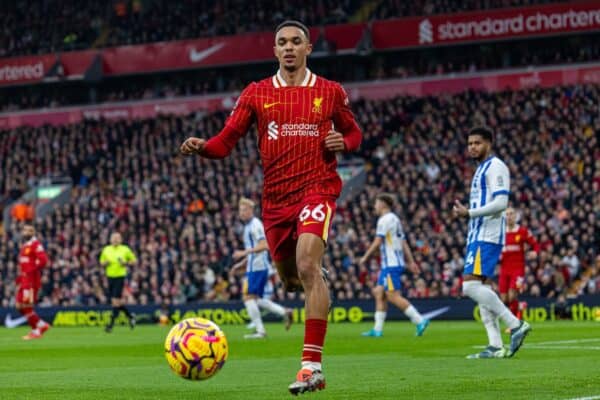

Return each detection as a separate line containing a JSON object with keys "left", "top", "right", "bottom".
{"left": 324, "top": 130, "right": 346, "bottom": 152}
{"left": 452, "top": 199, "right": 469, "bottom": 218}
{"left": 233, "top": 239, "right": 269, "bottom": 260}
{"left": 180, "top": 137, "right": 206, "bottom": 155}
{"left": 229, "top": 258, "right": 247, "bottom": 276}
{"left": 359, "top": 236, "right": 383, "bottom": 266}
{"left": 402, "top": 240, "right": 420, "bottom": 274}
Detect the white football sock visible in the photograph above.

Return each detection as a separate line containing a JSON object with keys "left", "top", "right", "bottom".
{"left": 257, "top": 298, "right": 286, "bottom": 316}
{"left": 480, "top": 305, "right": 503, "bottom": 348}
{"left": 462, "top": 281, "right": 520, "bottom": 330}
{"left": 301, "top": 361, "right": 322, "bottom": 371}
{"left": 36, "top": 320, "right": 47, "bottom": 328}
{"left": 244, "top": 299, "right": 265, "bottom": 334}
{"left": 374, "top": 311, "right": 387, "bottom": 332}
{"left": 404, "top": 305, "right": 424, "bottom": 325}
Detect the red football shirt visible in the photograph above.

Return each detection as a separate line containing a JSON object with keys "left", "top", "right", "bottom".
{"left": 204, "top": 69, "right": 362, "bottom": 209}
{"left": 17, "top": 237, "right": 48, "bottom": 288}
{"left": 500, "top": 226, "right": 539, "bottom": 273}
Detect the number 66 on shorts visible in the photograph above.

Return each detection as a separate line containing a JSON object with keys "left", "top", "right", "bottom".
{"left": 263, "top": 196, "right": 336, "bottom": 262}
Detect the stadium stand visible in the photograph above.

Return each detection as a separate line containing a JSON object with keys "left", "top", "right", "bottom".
{"left": 0, "top": 84, "right": 597, "bottom": 307}
{"left": 2, "top": 32, "right": 600, "bottom": 112}
{"left": 0, "top": 0, "right": 562, "bottom": 57}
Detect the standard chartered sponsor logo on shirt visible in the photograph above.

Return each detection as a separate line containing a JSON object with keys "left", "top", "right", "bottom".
{"left": 268, "top": 121, "right": 319, "bottom": 139}
{"left": 280, "top": 123, "right": 319, "bottom": 137}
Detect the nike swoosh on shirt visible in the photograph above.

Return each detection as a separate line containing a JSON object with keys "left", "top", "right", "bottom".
{"left": 189, "top": 43, "right": 225, "bottom": 63}
{"left": 264, "top": 102, "right": 280, "bottom": 109}
{"left": 4, "top": 313, "right": 27, "bottom": 328}
{"left": 302, "top": 221, "right": 320, "bottom": 226}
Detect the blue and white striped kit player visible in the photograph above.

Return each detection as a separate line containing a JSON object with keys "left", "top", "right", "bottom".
{"left": 360, "top": 193, "right": 429, "bottom": 338}
{"left": 457, "top": 128, "right": 530, "bottom": 359}
{"left": 237, "top": 208, "right": 292, "bottom": 339}
{"left": 243, "top": 217, "right": 270, "bottom": 297}
{"left": 464, "top": 156, "right": 510, "bottom": 278}
{"left": 376, "top": 212, "right": 406, "bottom": 292}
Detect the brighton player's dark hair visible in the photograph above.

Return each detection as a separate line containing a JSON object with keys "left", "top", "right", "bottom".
{"left": 376, "top": 193, "right": 396, "bottom": 209}
{"left": 468, "top": 126, "right": 494, "bottom": 143}
{"left": 275, "top": 20, "right": 310, "bottom": 41}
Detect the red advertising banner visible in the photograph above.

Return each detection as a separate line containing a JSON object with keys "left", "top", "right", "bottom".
{"left": 60, "top": 50, "right": 97, "bottom": 78}
{"left": 373, "top": 1, "right": 600, "bottom": 49}
{"left": 1, "top": 62, "right": 599, "bottom": 129}
{"left": 102, "top": 24, "right": 365, "bottom": 75}
{"left": 0, "top": 54, "right": 57, "bottom": 86}
{"left": 2, "top": 2, "right": 600, "bottom": 86}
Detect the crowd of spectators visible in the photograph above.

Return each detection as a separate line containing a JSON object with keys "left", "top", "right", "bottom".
{"left": 0, "top": 70, "right": 247, "bottom": 113}
{"left": 0, "top": 83, "right": 597, "bottom": 308}
{"left": 1, "top": 0, "right": 563, "bottom": 58}
{"left": 3, "top": 31, "right": 600, "bottom": 113}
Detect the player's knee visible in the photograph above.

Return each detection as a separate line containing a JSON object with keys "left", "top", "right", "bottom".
{"left": 296, "top": 256, "right": 319, "bottom": 284}
{"left": 372, "top": 286, "right": 384, "bottom": 300}
{"left": 280, "top": 275, "right": 302, "bottom": 292}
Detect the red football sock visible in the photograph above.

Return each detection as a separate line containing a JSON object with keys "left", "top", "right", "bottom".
{"left": 509, "top": 300, "right": 519, "bottom": 317}
{"left": 302, "top": 319, "right": 327, "bottom": 365}
{"left": 20, "top": 307, "right": 40, "bottom": 329}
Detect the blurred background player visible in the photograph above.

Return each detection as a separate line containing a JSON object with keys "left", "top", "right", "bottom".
{"left": 230, "top": 197, "right": 293, "bottom": 338}
{"left": 180, "top": 20, "right": 362, "bottom": 394}
{"left": 244, "top": 263, "right": 282, "bottom": 330}
{"left": 16, "top": 224, "right": 50, "bottom": 340}
{"left": 500, "top": 207, "right": 539, "bottom": 319}
{"left": 453, "top": 127, "right": 530, "bottom": 359}
{"left": 359, "top": 193, "right": 429, "bottom": 337}
{"left": 100, "top": 232, "right": 137, "bottom": 333}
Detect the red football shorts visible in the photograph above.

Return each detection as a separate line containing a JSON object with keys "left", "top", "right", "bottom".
{"left": 263, "top": 195, "right": 336, "bottom": 262}
{"left": 16, "top": 285, "right": 39, "bottom": 305}
{"left": 498, "top": 269, "right": 524, "bottom": 294}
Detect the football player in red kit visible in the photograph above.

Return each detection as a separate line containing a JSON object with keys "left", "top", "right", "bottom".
{"left": 16, "top": 224, "right": 50, "bottom": 340}
{"left": 499, "top": 208, "right": 539, "bottom": 318}
{"left": 180, "top": 20, "right": 362, "bottom": 394}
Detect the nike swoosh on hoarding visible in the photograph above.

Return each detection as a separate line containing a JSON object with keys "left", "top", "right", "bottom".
{"left": 4, "top": 314, "right": 27, "bottom": 328}
{"left": 421, "top": 306, "right": 451, "bottom": 320}
{"left": 189, "top": 43, "right": 226, "bottom": 63}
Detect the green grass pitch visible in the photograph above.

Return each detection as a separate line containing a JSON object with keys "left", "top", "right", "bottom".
{"left": 0, "top": 321, "right": 598, "bottom": 399}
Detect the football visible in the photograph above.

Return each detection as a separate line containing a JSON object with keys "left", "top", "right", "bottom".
{"left": 164, "top": 318, "right": 229, "bottom": 380}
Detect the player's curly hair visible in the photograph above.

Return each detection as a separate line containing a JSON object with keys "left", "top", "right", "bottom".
{"left": 275, "top": 20, "right": 310, "bottom": 41}
{"left": 376, "top": 193, "right": 395, "bottom": 209}
{"left": 468, "top": 126, "right": 494, "bottom": 143}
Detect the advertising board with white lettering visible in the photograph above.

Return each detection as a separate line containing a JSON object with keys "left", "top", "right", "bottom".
{"left": 1, "top": 297, "right": 598, "bottom": 328}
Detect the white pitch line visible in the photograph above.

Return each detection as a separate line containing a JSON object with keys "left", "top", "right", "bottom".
{"left": 561, "top": 396, "right": 600, "bottom": 400}
{"left": 525, "top": 345, "right": 600, "bottom": 350}
{"left": 534, "top": 338, "right": 600, "bottom": 345}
